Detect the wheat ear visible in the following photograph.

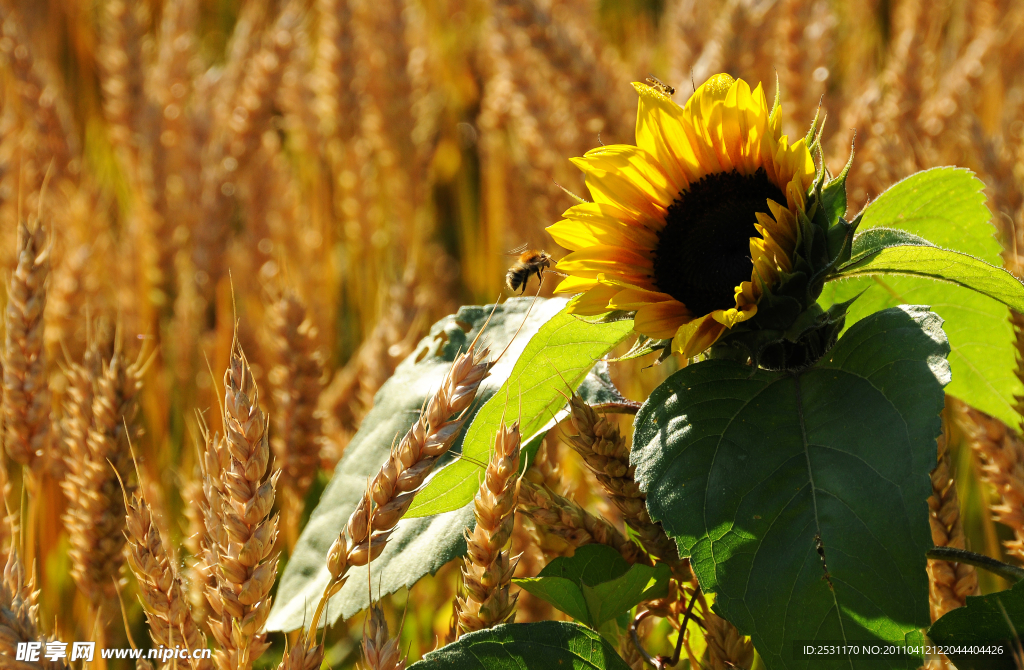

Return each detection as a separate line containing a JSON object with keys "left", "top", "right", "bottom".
{"left": 516, "top": 479, "right": 645, "bottom": 565}
{"left": 310, "top": 345, "right": 492, "bottom": 632}
{"left": 200, "top": 342, "right": 279, "bottom": 670}
{"left": 456, "top": 421, "right": 521, "bottom": 634}
{"left": 704, "top": 610, "right": 754, "bottom": 670}
{"left": 124, "top": 485, "right": 211, "bottom": 669}
{"left": 564, "top": 393, "right": 683, "bottom": 571}
{"left": 926, "top": 419, "right": 979, "bottom": 621}
{"left": 696, "top": 591, "right": 754, "bottom": 670}
{"left": 96, "top": 0, "right": 146, "bottom": 164}
{"left": 358, "top": 604, "right": 407, "bottom": 670}
{"left": 61, "top": 338, "right": 145, "bottom": 605}
{"left": 276, "top": 634, "right": 324, "bottom": 670}
{"left": 954, "top": 401, "right": 1024, "bottom": 560}
{"left": 3, "top": 219, "right": 51, "bottom": 470}
{"left": 0, "top": 547, "right": 68, "bottom": 669}
{"left": 267, "top": 292, "right": 326, "bottom": 549}
{"left": 619, "top": 633, "right": 645, "bottom": 670}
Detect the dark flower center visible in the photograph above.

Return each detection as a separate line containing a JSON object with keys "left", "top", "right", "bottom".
{"left": 652, "top": 167, "right": 786, "bottom": 316}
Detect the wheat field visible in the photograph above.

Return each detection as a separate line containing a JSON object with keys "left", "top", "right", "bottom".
{"left": 0, "top": 0, "right": 1021, "bottom": 667}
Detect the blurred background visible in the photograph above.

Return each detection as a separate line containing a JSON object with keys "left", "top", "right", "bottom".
{"left": 0, "top": 0, "right": 1022, "bottom": 666}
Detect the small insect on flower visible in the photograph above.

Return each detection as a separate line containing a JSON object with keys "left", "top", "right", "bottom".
{"left": 505, "top": 244, "right": 553, "bottom": 294}
{"left": 645, "top": 75, "right": 675, "bottom": 96}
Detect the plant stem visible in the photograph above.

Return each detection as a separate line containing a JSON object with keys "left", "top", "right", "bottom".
{"left": 926, "top": 547, "right": 1024, "bottom": 583}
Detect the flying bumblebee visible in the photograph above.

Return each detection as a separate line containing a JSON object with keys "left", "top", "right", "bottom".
{"left": 505, "top": 245, "right": 553, "bottom": 294}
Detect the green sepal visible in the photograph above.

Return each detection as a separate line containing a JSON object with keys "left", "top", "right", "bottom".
{"left": 576, "top": 309, "right": 636, "bottom": 325}
{"left": 803, "top": 104, "right": 823, "bottom": 151}
{"left": 769, "top": 73, "right": 782, "bottom": 129}
{"left": 824, "top": 217, "right": 855, "bottom": 268}
{"left": 608, "top": 334, "right": 674, "bottom": 363}
{"left": 709, "top": 295, "right": 854, "bottom": 371}
{"left": 820, "top": 136, "right": 854, "bottom": 226}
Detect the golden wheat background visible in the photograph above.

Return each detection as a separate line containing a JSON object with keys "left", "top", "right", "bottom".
{"left": 0, "top": 0, "right": 1022, "bottom": 667}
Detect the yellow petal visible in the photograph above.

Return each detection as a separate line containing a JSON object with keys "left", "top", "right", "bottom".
{"left": 634, "top": 300, "right": 692, "bottom": 339}
{"left": 609, "top": 287, "right": 677, "bottom": 310}
{"left": 734, "top": 279, "right": 760, "bottom": 308}
{"left": 556, "top": 247, "right": 653, "bottom": 286}
{"left": 711, "top": 303, "right": 757, "bottom": 328}
{"left": 553, "top": 274, "right": 599, "bottom": 295}
{"left": 735, "top": 81, "right": 769, "bottom": 175}
{"left": 706, "top": 98, "right": 737, "bottom": 174}
{"left": 759, "top": 202, "right": 797, "bottom": 252}
{"left": 557, "top": 246, "right": 651, "bottom": 272}
{"left": 568, "top": 283, "right": 622, "bottom": 316}
{"left": 689, "top": 73, "right": 735, "bottom": 112}
{"left": 672, "top": 316, "right": 727, "bottom": 358}
{"left": 632, "top": 83, "right": 692, "bottom": 193}
{"left": 549, "top": 205, "right": 660, "bottom": 251}
{"left": 572, "top": 145, "right": 675, "bottom": 218}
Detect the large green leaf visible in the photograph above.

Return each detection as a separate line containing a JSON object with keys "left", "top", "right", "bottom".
{"left": 268, "top": 297, "right": 592, "bottom": 632}
{"left": 836, "top": 229, "right": 1024, "bottom": 312}
{"left": 632, "top": 305, "right": 950, "bottom": 669}
{"left": 821, "top": 166, "right": 1022, "bottom": 427}
{"left": 406, "top": 305, "right": 635, "bottom": 517}
{"left": 407, "top": 621, "right": 632, "bottom": 670}
{"left": 513, "top": 545, "right": 669, "bottom": 629}
{"left": 929, "top": 580, "right": 1024, "bottom": 670}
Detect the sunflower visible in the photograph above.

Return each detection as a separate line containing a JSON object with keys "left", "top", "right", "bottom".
{"left": 548, "top": 73, "right": 816, "bottom": 358}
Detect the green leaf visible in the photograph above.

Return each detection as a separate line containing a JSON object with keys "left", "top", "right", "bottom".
{"left": 820, "top": 166, "right": 1023, "bottom": 428}
{"left": 515, "top": 576, "right": 593, "bottom": 624}
{"left": 857, "top": 167, "right": 988, "bottom": 244}
{"left": 514, "top": 545, "right": 669, "bottom": 628}
{"left": 537, "top": 544, "right": 630, "bottom": 585}
{"left": 583, "top": 564, "right": 669, "bottom": 628}
{"left": 408, "top": 621, "right": 632, "bottom": 670}
{"left": 268, "top": 297, "right": 582, "bottom": 632}
{"left": 632, "top": 305, "right": 950, "bottom": 669}
{"left": 929, "top": 580, "right": 1024, "bottom": 670}
{"left": 836, "top": 229, "right": 1024, "bottom": 312}
{"left": 405, "top": 304, "right": 635, "bottom": 518}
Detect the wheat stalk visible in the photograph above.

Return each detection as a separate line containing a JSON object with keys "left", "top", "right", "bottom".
{"left": 312, "top": 0, "right": 355, "bottom": 144}
{"left": 516, "top": 479, "right": 645, "bottom": 565}
{"left": 318, "top": 278, "right": 429, "bottom": 467}
{"left": 564, "top": 393, "right": 684, "bottom": 572}
{"left": 61, "top": 337, "right": 145, "bottom": 605}
{"left": 60, "top": 346, "right": 99, "bottom": 475}
{"left": 124, "top": 484, "right": 211, "bottom": 670}
{"left": 198, "top": 342, "right": 279, "bottom": 670}
{"left": 3, "top": 219, "right": 51, "bottom": 471}
{"left": 193, "top": 2, "right": 299, "bottom": 298}
{"left": 275, "top": 634, "right": 324, "bottom": 670}
{"left": 0, "top": 5, "right": 77, "bottom": 179}
{"left": 926, "top": 416, "right": 979, "bottom": 622}
{"left": 954, "top": 400, "right": 1024, "bottom": 561}
{"left": 309, "top": 344, "right": 491, "bottom": 632}
{"left": 690, "top": 589, "right": 754, "bottom": 670}
{"left": 456, "top": 421, "right": 521, "bottom": 634}
{"left": 358, "top": 604, "right": 406, "bottom": 670}
{"left": 266, "top": 292, "right": 326, "bottom": 548}
{"left": 703, "top": 608, "right": 754, "bottom": 670}
{"left": 180, "top": 463, "right": 211, "bottom": 625}
{"left": 0, "top": 546, "right": 69, "bottom": 669}
{"left": 96, "top": 0, "right": 147, "bottom": 166}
